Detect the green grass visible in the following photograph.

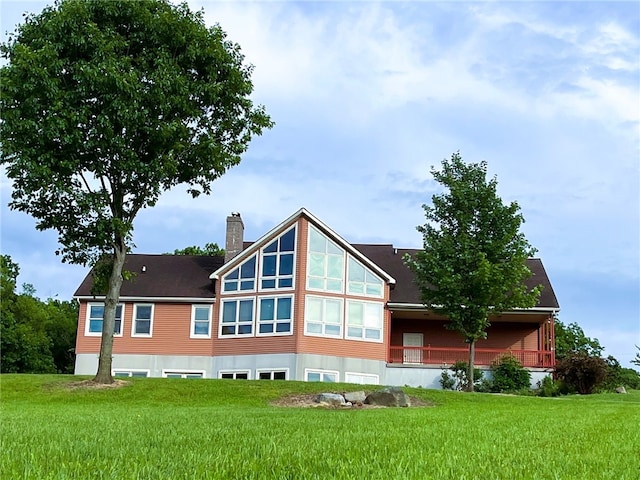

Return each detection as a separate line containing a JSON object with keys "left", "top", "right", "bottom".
{"left": 1, "top": 375, "right": 639, "bottom": 479}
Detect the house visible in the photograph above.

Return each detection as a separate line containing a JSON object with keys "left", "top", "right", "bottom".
{"left": 74, "top": 208, "right": 559, "bottom": 387}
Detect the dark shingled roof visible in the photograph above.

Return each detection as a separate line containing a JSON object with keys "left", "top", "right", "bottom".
{"left": 352, "top": 245, "right": 559, "bottom": 309}
{"left": 74, "top": 247, "right": 559, "bottom": 309}
{"left": 74, "top": 254, "right": 224, "bottom": 298}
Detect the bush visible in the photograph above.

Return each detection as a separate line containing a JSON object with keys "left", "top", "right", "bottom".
{"left": 554, "top": 353, "right": 608, "bottom": 394}
{"left": 536, "top": 375, "right": 562, "bottom": 397}
{"left": 491, "top": 355, "right": 531, "bottom": 393}
{"left": 440, "top": 361, "right": 483, "bottom": 391}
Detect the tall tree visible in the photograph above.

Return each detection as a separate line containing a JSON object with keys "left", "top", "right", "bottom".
{"left": 405, "top": 153, "right": 541, "bottom": 391}
{"left": 1, "top": 0, "right": 273, "bottom": 383}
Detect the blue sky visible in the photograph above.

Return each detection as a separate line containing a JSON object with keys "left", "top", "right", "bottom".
{"left": 1, "top": 1, "right": 639, "bottom": 368}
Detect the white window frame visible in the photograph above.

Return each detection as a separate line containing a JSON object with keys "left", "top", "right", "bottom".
{"left": 347, "top": 256, "right": 384, "bottom": 298}
{"left": 162, "top": 369, "right": 205, "bottom": 379}
{"left": 218, "top": 297, "right": 255, "bottom": 337}
{"left": 305, "top": 368, "right": 339, "bottom": 383}
{"left": 345, "top": 372, "right": 380, "bottom": 385}
{"left": 222, "top": 254, "right": 257, "bottom": 293}
{"left": 345, "top": 300, "right": 384, "bottom": 343}
{"left": 113, "top": 369, "right": 149, "bottom": 378}
{"left": 256, "top": 295, "right": 294, "bottom": 337}
{"left": 304, "top": 296, "right": 343, "bottom": 339}
{"left": 85, "top": 303, "right": 125, "bottom": 337}
{"left": 218, "top": 370, "right": 251, "bottom": 379}
{"left": 258, "top": 226, "right": 296, "bottom": 291}
{"left": 131, "top": 303, "right": 154, "bottom": 337}
{"left": 190, "top": 304, "right": 212, "bottom": 339}
{"left": 256, "top": 369, "right": 289, "bottom": 380}
{"left": 306, "top": 225, "right": 345, "bottom": 293}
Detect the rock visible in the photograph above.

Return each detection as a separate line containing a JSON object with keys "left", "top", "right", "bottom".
{"left": 615, "top": 386, "right": 627, "bottom": 394}
{"left": 315, "top": 393, "right": 346, "bottom": 406}
{"left": 364, "top": 386, "right": 410, "bottom": 407}
{"left": 344, "top": 391, "right": 366, "bottom": 403}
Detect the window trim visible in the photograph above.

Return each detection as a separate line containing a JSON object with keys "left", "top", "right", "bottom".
{"left": 256, "top": 295, "right": 294, "bottom": 337}
{"left": 218, "top": 297, "right": 255, "bottom": 338}
{"left": 218, "top": 370, "right": 251, "bottom": 380}
{"left": 304, "top": 368, "right": 339, "bottom": 383}
{"left": 256, "top": 368, "right": 289, "bottom": 380}
{"left": 304, "top": 295, "right": 344, "bottom": 339}
{"left": 85, "top": 302, "right": 125, "bottom": 337}
{"left": 162, "top": 369, "right": 206, "bottom": 379}
{"left": 258, "top": 225, "right": 297, "bottom": 292}
{"left": 190, "top": 304, "right": 212, "bottom": 339}
{"left": 345, "top": 299, "right": 384, "bottom": 343}
{"left": 113, "top": 369, "right": 149, "bottom": 378}
{"left": 131, "top": 303, "right": 154, "bottom": 338}
{"left": 344, "top": 372, "right": 380, "bottom": 385}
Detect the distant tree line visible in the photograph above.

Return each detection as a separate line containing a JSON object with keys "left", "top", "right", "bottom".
{"left": 1, "top": 255, "right": 77, "bottom": 373}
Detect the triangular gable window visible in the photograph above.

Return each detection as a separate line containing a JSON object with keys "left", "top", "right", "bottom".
{"left": 222, "top": 255, "right": 257, "bottom": 292}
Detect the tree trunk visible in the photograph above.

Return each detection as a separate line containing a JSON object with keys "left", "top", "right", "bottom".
{"left": 92, "top": 239, "right": 126, "bottom": 384}
{"left": 467, "top": 339, "right": 476, "bottom": 392}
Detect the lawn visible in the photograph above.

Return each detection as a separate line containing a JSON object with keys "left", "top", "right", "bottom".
{"left": 1, "top": 375, "right": 638, "bottom": 479}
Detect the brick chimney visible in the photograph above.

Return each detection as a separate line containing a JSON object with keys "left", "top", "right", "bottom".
{"left": 225, "top": 212, "right": 244, "bottom": 263}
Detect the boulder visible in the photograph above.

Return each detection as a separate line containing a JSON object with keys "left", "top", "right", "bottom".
{"left": 344, "top": 391, "right": 366, "bottom": 403}
{"left": 615, "top": 386, "right": 627, "bottom": 394}
{"left": 364, "top": 386, "right": 410, "bottom": 407}
{"left": 315, "top": 393, "right": 346, "bottom": 406}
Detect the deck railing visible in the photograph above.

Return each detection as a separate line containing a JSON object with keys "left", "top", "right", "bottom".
{"left": 388, "top": 346, "right": 554, "bottom": 368}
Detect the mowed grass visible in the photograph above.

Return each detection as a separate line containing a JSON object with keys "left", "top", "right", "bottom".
{"left": 1, "top": 375, "right": 639, "bottom": 479}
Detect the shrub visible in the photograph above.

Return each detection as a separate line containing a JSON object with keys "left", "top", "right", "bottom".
{"left": 490, "top": 355, "right": 531, "bottom": 393}
{"left": 440, "top": 361, "right": 483, "bottom": 391}
{"left": 536, "top": 375, "right": 561, "bottom": 397}
{"left": 554, "top": 353, "right": 608, "bottom": 394}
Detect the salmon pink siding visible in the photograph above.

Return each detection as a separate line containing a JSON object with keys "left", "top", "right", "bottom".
{"left": 76, "top": 302, "right": 214, "bottom": 356}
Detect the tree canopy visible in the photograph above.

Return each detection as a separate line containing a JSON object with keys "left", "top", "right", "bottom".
{"left": 168, "top": 242, "right": 225, "bottom": 256}
{"left": 1, "top": 0, "right": 272, "bottom": 383}
{"left": 554, "top": 318, "right": 603, "bottom": 360}
{"left": 404, "top": 152, "right": 541, "bottom": 390}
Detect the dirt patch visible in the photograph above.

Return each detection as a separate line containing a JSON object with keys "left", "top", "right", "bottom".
{"left": 270, "top": 393, "right": 434, "bottom": 409}
{"left": 60, "top": 379, "right": 131, "bottom": 390}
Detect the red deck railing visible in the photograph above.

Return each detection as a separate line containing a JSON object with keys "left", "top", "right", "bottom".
{"left": 388, "top": 346, "right": 554, "bottom": 368}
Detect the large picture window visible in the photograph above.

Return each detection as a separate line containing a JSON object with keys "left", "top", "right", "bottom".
{"left": 258, "top": 296, "right": 293, "bottom": 335}
{"left": 307, "top": 225, "right": 344, "bottom": 292}
{"left": 86, "top": 303, "right": 124, "bottom": 336}
{"left": 347, "top": 257, "right": 383, "bottom": 297}
{"left": 304, "top": 296, "right": 343, "bottom": 338}
{"left": 346, "top": 301, "right": 383, "bottom": 342}
{"left": 132, "top": 304, "right": 154, "bottom": 337}
{"left": 223, "top": 255, "right": 256, "bottom": 292}
{"left": 260, "top": 227, "right": 296, "bottom": 290}
{"left": 220, "top": 298, "right": 254, "bottom": 336}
